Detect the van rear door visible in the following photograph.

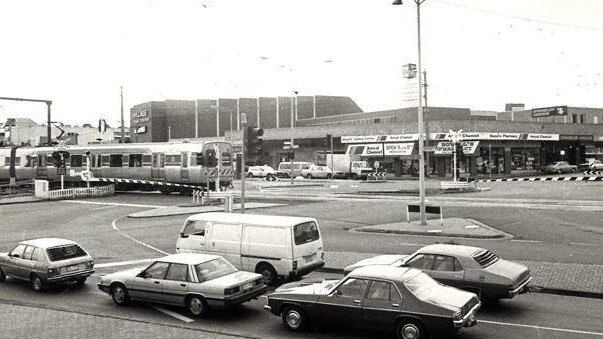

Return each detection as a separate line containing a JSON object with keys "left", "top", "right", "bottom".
{"left": 292, "top": 221, "right": 323, "bottom": 267}
{"left": 208, "top": 223, "right": 243, "bottom": 269}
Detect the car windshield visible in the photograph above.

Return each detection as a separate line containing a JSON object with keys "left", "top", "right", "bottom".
{"left": 194, "top": 258, "right": 237, "bottom": 282}
{"left": 294, "top": 221, "right": 320, "bottom": 245}
{"left": 404, "top": 271, "right": 445, "bottom": 301}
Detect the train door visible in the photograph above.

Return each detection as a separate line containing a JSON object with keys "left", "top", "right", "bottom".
{"left": 36, "top": 154, "right": 47, "bottom": 178}
{"left": 181, "top": 152, "right": 189, "bottom": 181}
{"left": 151, "top": 153, "right": 163, "bottom": 179}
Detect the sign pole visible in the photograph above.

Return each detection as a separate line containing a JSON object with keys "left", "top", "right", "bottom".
{"left": 241, "top": 113, "right": 247, "bottom": 213}
{"left": 330, "top": 134, "right": 334, "bottom": 181}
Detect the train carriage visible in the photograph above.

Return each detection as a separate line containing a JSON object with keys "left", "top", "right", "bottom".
{"left": 0, "top": 140, "right": 234, "bottom": 193}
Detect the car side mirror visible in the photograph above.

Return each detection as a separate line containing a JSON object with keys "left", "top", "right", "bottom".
{"left": 137, "top": 272, "right": 148, "bottom": 278}
{"left": 9, "top": 253, "right": 19, "bottom": 258}
{"left": 180, "top": 232, "right": 188, "bottom": 238}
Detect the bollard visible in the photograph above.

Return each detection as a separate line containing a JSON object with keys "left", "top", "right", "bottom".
{"left": 224, "top": 194, "right": 234, "bottom": 213}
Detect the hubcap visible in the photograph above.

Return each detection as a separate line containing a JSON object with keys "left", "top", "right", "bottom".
{"left": 34, "top": 278, "right": 41, "bottom": 289}
{"left": 189, "top": 298, "right": 203, "bottom": 314}
{"left": 286, "top": 310, "right": 301, "bottom": 328}
{"left": 402, "top": 324, "right": 419, "bottom": 339}
{"left": 113, "top": 287, "right": 125, "bottom": 302}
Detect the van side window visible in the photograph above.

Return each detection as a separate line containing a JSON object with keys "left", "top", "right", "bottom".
{"left": 294, "top": 221, "right": 320, "bottom": 245}
{"left": 182, "top": 220, "right": 208, "bottom": 237}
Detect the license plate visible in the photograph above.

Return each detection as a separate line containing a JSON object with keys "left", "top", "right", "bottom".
{"left": 243, "top": 282, "right": 254, "bottom": 291}
{"left": 66, "top": 265, "right": 79, "bottom": 272}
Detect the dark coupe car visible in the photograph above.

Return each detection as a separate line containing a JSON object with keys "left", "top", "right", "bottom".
{"left": 265, "top": 265, "right": 480, "bottom": 339}
{"left": 344, "top": 244, "right": 532, "bottom": 301}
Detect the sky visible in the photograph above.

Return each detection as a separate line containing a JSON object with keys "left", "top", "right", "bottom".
{"left": 0, "top": 0, "right": 602, "bottom": 126}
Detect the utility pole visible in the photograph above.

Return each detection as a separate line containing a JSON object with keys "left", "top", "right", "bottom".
{"left": 120, "top": 86, "right": 125, "bottom": 143}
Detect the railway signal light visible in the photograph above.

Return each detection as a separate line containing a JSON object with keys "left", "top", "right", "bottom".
{"left": 196, "top": 153, "right": 205, "bottom": 166}
{"left": 205, "top": 149, "right": 217, "bottom": 167}
{"left": 325, "top": 134, "right": 332, "bottom": 149}
{"left": 246, "top": 126, "right": 264, "bottom": 157}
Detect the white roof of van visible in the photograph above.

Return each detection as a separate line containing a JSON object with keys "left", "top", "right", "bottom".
{"left": 187, "top": 212, "right": 316, "bottom": 227}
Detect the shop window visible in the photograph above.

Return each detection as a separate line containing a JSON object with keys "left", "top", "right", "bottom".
{"left": 142, "top": 154, "right": 152, "bottom": 167}
{"left": 595, "top": 116, "right": 599, "bottom": 124}
{"left": 580, "top": 114, "right": 586, "bottom": 124}
{"left": 572, "top": 114, "right": 578, "bottom": 123}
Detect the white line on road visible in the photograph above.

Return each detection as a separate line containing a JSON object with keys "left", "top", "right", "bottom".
{"left": 148, "top": 304, "right": 195, "bottom": 323}
{"left": 111, "top": 217, "right": 170, "bottom": 255}
{"left": 480, "top": 319, "right": 603, "bottom": 337}
{"left": 95, "top": 258, "right": 160, "bottom": 268}
{"left": 511, "top": 239, "right": 542, "bottom": 243}
{"left": 90, "top": 205, "right": 119, "bottom": 211}
{"left": 570, "top": 242, "right": 600, "bottom": 247}
{"left": 63, "top": 200, "right": 166, "bottom": 209}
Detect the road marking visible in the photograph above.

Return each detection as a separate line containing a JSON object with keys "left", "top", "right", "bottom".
{"left": 571, "top": 242, "right": 599, "bottom": 247}
{"left": 480, "top": 319, "right": 603, "bottom": 337}
{"left": 148, "top": 304, "right": 195, "bottom": 323}
{"left": 63, "top": 200, "right": 166, "bottom": 209}
{"left": 111, "top": 217, "right": 170, "bottom": 255}
{"left": 96, "top": 258, "right": 159, "bottom": 268}
{"left": 90, "top": 205, "right": 119, "bottom": 211}
{"left": 511, "top": 239, "right": 541, "bottom": 243}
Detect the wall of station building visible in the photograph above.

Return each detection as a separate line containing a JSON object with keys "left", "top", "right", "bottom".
{"left": 130, "top": 96, "right": 363, "bottom": 143}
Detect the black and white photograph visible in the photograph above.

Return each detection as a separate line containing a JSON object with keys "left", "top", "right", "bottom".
{"left": 1, "top": 0, "right": 603, "bottom": 338}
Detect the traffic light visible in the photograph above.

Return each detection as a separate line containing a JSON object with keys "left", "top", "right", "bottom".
{"left": 196, "top": 153, "right": 205, "bottom": 166}
{"left": 325, "top": 134, "right": 332, "bottom": 150}
{"left": 51, "top": 150, "right": 70, "bottom": 167}
{"left": 205, "top": 149, "right": 217, "bottom": 167}
{"left": 246, "top": 126, "right": 264, "bottom": 157}
{"left": 455, "top": 143, "right": 465, "bottom": 160}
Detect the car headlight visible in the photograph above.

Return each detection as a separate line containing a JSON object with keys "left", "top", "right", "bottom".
{"left": 47, "top": 268, "right": 59, "bottom": 275}
{"left": 86, "top": 261, "right": 94, "bottom": 268}
{"left": 224, "top": 286, "right": 240, "bottom": 295}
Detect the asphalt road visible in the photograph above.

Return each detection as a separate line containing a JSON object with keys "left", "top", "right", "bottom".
{"left": 1, "top": 178, "right": 603, "bottom": 338}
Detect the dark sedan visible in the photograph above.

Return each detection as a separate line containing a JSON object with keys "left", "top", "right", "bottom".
{"left": 265, "top": 265, "right": 480, "bottom": 339}
{"left": 344, "top": 244, "right": 532, "bottom": 301}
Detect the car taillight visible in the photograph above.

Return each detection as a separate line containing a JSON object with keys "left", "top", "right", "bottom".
{"left": 47, "top": 268, "right": 59, "bottom": 275}
{"left": 224, "top": 286, "right": 240, "bottom": 295}
{"left": 255, "top": 279, "right": 263, "bottom": 285}
{"left": 292, "top": 261, "right": 297, "bottom": 270}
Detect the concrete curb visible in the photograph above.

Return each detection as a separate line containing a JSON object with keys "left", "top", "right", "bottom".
{"left": 352, "top": 227, "right": 508, "bottom": 239}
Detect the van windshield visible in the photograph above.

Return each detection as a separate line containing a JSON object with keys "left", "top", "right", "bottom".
{"left": 294, "top": 221, "right": 320, "bottom": 245}
{"left": 182, "top": 220, "right": 208, "bottom": 237}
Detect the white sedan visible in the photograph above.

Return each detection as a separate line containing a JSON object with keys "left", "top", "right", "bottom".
{"left": 301, "top": 165, "right": 334, "bottom": 179}
{"left": 98, "top": 253, "right": 266, "bottom": 317}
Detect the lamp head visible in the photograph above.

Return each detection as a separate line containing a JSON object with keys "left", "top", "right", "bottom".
{"left": 392, "top": 0, "right": 403, "bottom": 5}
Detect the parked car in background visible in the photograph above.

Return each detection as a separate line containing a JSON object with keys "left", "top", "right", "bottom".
{"left": 301, "top": 165, "right": 334, "bottom": 179}
{"left": 543, "top": 161, "right": 577, "bottom": 174}
{"left": 0, "top": 238, "right": 95, "bottom": 292}
{"left": 343, "top": 244, "right": 531, "bottom": 301}
{"left": 246, "top": 165, "right": 276, "bottom": 180}
{"left": 98, "top": 253, "right": 266, "bottom": 317}
{"left": 265, "top": 265, "right": 480, "bottom": 339}
{"left": 578, "top": 159, "right": 603, "bottom": 171}
{"left": 276, "top": 162, "right": 315, "bottom": 178}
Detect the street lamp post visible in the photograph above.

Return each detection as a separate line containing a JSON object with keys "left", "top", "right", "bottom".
{"left": 394, "top": 0, "right": 427, "bottom": 225}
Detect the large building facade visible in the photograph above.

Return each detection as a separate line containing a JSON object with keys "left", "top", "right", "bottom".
{"left": 130, "top": 97, "right": 603, "bottom": 177}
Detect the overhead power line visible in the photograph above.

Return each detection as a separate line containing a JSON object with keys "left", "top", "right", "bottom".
{"left": 434, "top": 0, "right": 603, "bottom": 32}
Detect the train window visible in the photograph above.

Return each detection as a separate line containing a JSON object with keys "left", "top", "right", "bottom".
{"left": 122, "top": 154, "right": 129, "bottom": 167}
{"left": 182, "top": 153, "right": 188, "bottom": 168}
{"left": 110, "top": 154, "right": 123, "bottom": 167}
{"left": 142, "top": 154, "right": 152, "bottom": 167}
{"left": 101, "top": 155, "right": 110, "bottom": 167}
{"left": 160, "top": 154, "right": 165, "bottom": 168}
{"left": 4, "top": 157, "right": 10, "bottom": 165}
{"left": 71, "top": 155, "right": 83, "bottom": 167}
{"left": 25, "top": 156, "right": 37, "bottom": 167}
{"left": 129, "top": 154, "right": 143, "bottom": 167}
{"left": 165, "top": 154, "right": 181, "bottom": 166}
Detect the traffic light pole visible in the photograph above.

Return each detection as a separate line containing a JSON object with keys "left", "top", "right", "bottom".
{"left": 291, "top": 91, "right": 297, "bottom": 185}
{"left": 330, "top": 135, "right": 334, "bottom": 182}
{"left": 240, "top": 113, "right": 247, "bottom": 213}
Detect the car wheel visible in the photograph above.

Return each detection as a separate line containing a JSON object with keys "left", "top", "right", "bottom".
{"left": 256, "top": 263, "right": 277, "bottom": 285}
{"left": 0, "top": 267, "right": 6, "bottom": 282}
{"left": 351, "top": 173, "right": 358, "bottom": 180}
{"left": 110, "top": 283, "right": 131, "bottom": 306}
{"left": 247, "top": 173, "right": 253, "bottom": 178}
{"left": 307, "top": 174, "right": 313, "bottom": 179}
{"left": 266, "top": 174, "right": 274, "bottom": 181}
{"left": 30, "top": 274, "right": 45, "bottom": 292}
{"left": 187, "top": 295, "right": 208, "bottom": 317}
{"left": 282, "top": 306, "right": 306, "bottom": 331}
{"left": 396, "top": 318, "right": 427, "bottom": 339}
{"left": 326, "top": 174, "right": 332, "bottom": 180}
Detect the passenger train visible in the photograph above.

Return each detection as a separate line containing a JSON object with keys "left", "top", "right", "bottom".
{"left": 0, "top": 140, "right": 234, "bottom": 193}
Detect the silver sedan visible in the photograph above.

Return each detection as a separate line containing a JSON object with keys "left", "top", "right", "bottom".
{"left": 98, "top": 253, "right": 266, "bottom": 317}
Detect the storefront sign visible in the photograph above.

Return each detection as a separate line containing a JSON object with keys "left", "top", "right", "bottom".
{"left": 559, "top": 134, "right": 594, "bottom": 141}
{"left": 361, "top": 144, "right": 384, "bottom": 156}
{"left": 133, "top": 109, "right": 150, "bottom": 124}
{"left": 341, "top": 135, "right": 380, "bottom": 143}
{"left": 434, "top": 141, "right": 480, "bottom": 155}
{"left": 344, "top": 132, "right": 560, "bottom": 142}
{"left": 532, "top": 106, "right": 568, "bottom": 118}
{"left": 135, "top": 125, "right": 147, "bottom": 134}
{"left": 384, "top": 143, "right": 415, "bottom": 156}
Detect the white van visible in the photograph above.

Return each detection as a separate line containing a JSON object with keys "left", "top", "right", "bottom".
{"left": 176, "top": 212, "right": 325, "bottom": 284}
{"left": 277, "top": 161, "right": 315, "bottom": 178}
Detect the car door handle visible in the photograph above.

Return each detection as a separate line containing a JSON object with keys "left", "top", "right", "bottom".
{"left": 154, "top": 281, "right": 160, "bottom": 284}
{"left": 180, "top": 283, "right": 186, "bottom": 287}
{"left": 391, "top": 303, "right": 400, "bottom": 307}
{"left": 353, "top": 299, "right": 362, "bottom": 304}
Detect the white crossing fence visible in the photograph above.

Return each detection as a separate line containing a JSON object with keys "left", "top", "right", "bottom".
{"left": 36, "top": 183, "right": 115, "bottom": 200}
